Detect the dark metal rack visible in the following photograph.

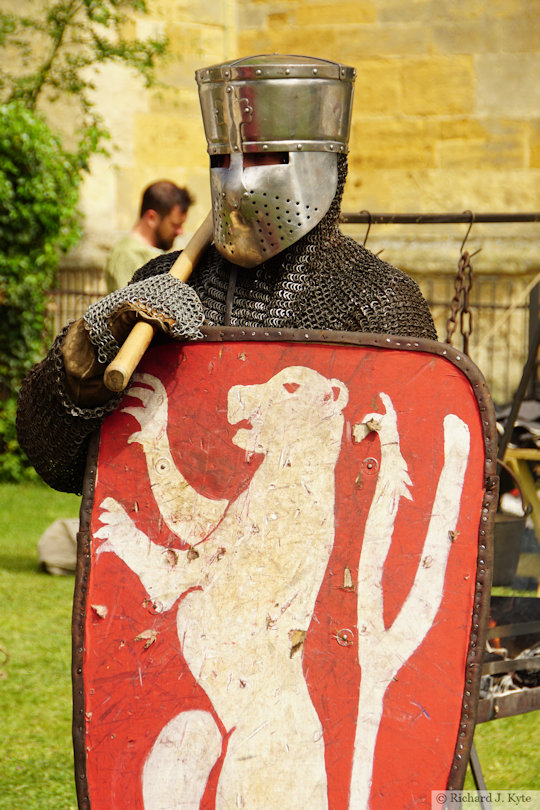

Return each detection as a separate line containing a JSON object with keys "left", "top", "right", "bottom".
{"left": 341, "top": 212, "right": 540, "bottom": 224}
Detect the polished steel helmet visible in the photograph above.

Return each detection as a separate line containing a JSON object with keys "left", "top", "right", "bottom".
{"left": 195, "top": 54, "right": 356, "bottom": 267}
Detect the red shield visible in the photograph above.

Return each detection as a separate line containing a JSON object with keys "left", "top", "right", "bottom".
{"left": 73, "top": 328, "right": 497, "bottom": 810}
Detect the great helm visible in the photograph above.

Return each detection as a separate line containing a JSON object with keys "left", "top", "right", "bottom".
{"left": 195, "top": 54, "right": 356, "bottom": 268}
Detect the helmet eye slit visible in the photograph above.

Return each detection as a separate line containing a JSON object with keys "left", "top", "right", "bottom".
{"left": 242, "top": 152, "right": 289, "bottom": 168}
{"left": 210, "top": 154, "right": 231, "bottom": 169}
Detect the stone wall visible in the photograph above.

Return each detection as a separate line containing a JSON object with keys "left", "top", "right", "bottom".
{"left": 234, "top": 0, "right": 540, "bottom": 279}
{"left": 237, "top": 0, "right": 540, "bottom": 213}
{"left": 68, "top": 0, "right": 539, "bottom": 277}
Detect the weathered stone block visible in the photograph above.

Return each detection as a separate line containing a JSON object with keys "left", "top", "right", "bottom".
{"left": 401, "top": 56, "right": 475, "bottom": 115}
{"left": 134, "top": 112, "right": 207, "bottom": 168}
{"left": 88, "top": 64, "right": 150, "bottom": 165}
{"left": 78, "top": 155, "right": 118, "bottom": 233}
{"left": 240, "top": 21, "right": 429, "bottom": 60}
{"left": 158, "top": 0, "right": 225, "bottom": 25}
{"left": 476, "top": 55, "right": 540, "bottom": 118}
{"left": 239, "top": 26, "right": 342, "bottom": 57}
{"left": 343, "top": 167, "right": 540, "bottom": 215}
{"left": 425, "top": 0, "right": 531, "bottom": 21}
{"left": 436, "top": 120, "right": 527, "bottom": 169}
{"left": 350, "top": 119, "right": 435, "bottom": 170}
{"left": 377, "top": 0, "right": 438, "bottom": 24}
{"left": 148, "top": 88, "right": 201, "bottom": 118}
{"left": 496, "top": 14, "right": 540, "bottom": 53}
{"left": 430, "top": 19, "right": 500, "bottom": 54}
{"left": 354, "top": 59, "right": 401, "bottom": 113}
{"left": 332, "top": 23, "right": 429, "bottom": 58}
{"left": 294, "top": 2, "right": 376, "bottom": 25}
{"left": 430, "top": 118, "right": 487, "bottom": 142}
{"left": 529, "top": 122, "right": 540, "bottom": 169}
{"left": 162, "top": 23, "right": 225, "bottom": 86}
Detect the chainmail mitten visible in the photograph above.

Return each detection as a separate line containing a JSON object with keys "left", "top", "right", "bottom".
{"left": 83, "top": 274, "right": 205, "bottom": 364}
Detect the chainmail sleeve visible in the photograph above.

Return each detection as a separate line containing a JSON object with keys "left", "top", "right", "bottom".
{"left": 16, "top": 324, "right": 121, "bottom": 494}
{"left": 16, "top": 265, "right": 204, "bottom": 494}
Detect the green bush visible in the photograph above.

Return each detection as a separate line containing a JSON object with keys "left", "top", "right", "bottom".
{"left": 0, "top": 1, "right": 168, "bottom": 481}
{"left": 0, "top": 102, "right": 82, "bottom": 480}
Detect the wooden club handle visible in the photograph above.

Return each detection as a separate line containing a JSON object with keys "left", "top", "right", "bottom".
{"left": 103, "top": 211, "right": 213, "bottom": 393}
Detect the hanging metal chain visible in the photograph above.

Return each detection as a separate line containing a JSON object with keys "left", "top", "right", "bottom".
{"left": 445, "top": 250, "right": 474, "bottom": 354}
{"left": 446, "top": 213, "right": 479, "bottom": 356}
{"left": 459, "top": 251, "right": 474, "bottom": 355}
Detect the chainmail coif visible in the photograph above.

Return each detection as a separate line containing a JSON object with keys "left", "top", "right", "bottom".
{"left": 17, "top": 155, "right": 436, "bottom": 494}
{"left": 132, "top": 155, "right": 436, "bottom": 338}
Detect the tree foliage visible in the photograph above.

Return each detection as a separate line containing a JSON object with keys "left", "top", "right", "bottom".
{"left": 0, "top": 0, "right": 167, "bottom": 480}
{"left": 0, "top": 0, "right": 167, "bottom": 128}
{"left": 0, "top": 102, "right": 82, "bottom": 480}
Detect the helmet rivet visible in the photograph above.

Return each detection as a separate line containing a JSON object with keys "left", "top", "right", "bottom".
{"left": 226, "top": 85, "right": 232, "bottom": 93}
{"left": 313, "top": 68, "right": 318, "bottom": 75}
{"left": 330, "top": 144, "right": 335, "bottom": 150}
{"left": 233, "top": 145, "right": 239, "bottom": 150}
{"left": 297, "top": 144, "right": 303, "bottom": 150}
{"left": 262, "top": 144, "right": 268, "bottom": 150}
{"left": 256, "top": 69, "right": 262, "bottom": 76}
{"left": 243, "top": 192, "right": 249, "bottom": 198}
{"left": 285, "top": 68, "right": 291, "bottom": 75}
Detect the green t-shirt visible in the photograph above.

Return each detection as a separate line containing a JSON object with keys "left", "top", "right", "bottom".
{"left": 104, "top": 235, "right": 161, "bottom": 292}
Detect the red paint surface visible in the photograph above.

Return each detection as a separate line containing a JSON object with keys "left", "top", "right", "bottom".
{"left": 83, "top": 341, "right": 486, "bottom": 808}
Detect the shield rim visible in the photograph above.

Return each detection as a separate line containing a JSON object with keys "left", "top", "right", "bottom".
{"left": 72, "top": 327, "right": 498, "bottom": 809}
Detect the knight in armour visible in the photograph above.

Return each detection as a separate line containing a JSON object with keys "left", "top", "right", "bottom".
{"left": 17, "top": 54, "right": 437, "bottom": 493}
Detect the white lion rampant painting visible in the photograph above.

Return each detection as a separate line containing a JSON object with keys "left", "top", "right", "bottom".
{"left": 94, "top": 364, "right": 470, "bottom": 810}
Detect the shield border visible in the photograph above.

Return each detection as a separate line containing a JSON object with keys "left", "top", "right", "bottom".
{"left": 72, "top": 326, "right": 498, "bottom": 809}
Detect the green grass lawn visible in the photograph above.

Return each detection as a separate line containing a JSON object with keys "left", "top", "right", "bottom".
{"left": 0, "top": 482, "right": 539, "bottom": 808}
{"left": 0, "top": 482, "right": 80, "bottom": 810}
